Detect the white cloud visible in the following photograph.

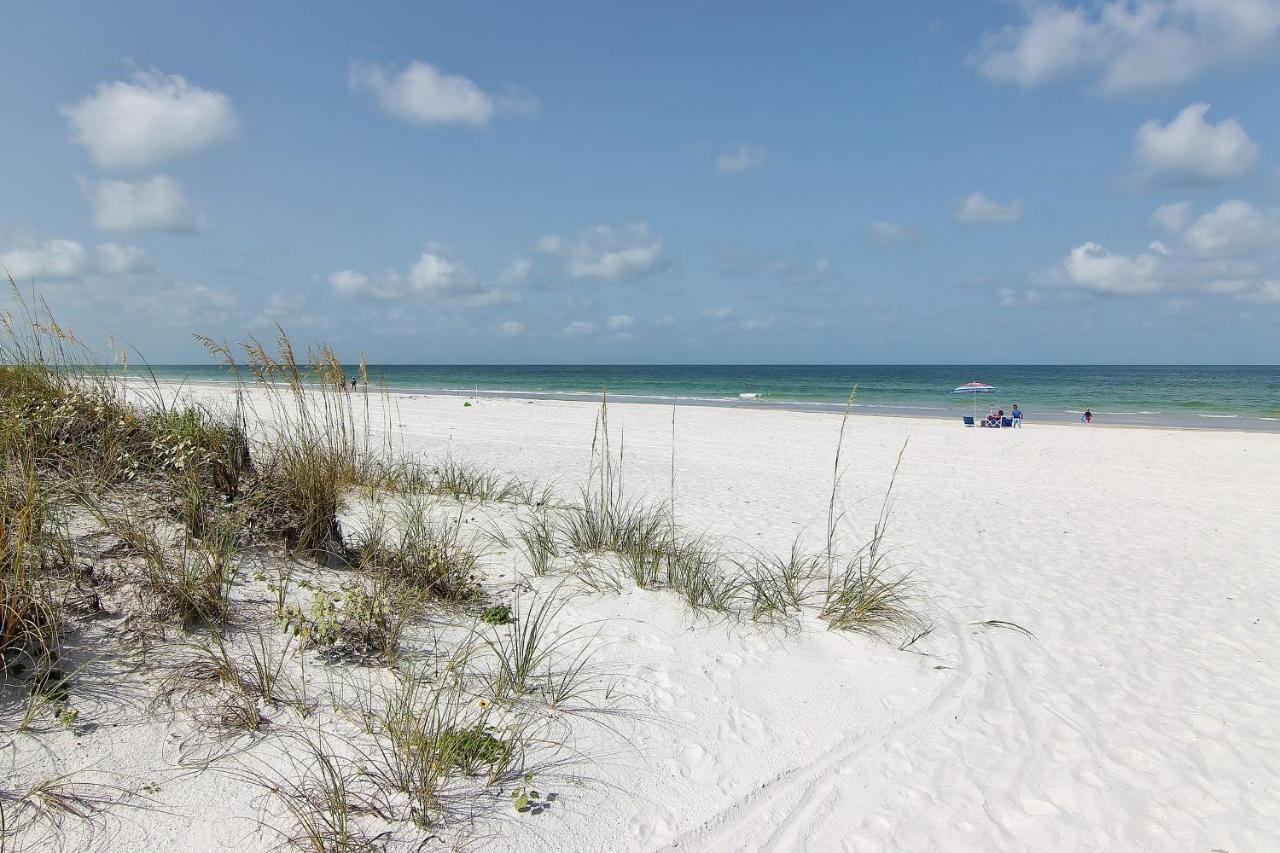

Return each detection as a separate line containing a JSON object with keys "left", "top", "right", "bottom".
{"left": 328, "top": 270, "right": 370, "bottom": 297}
{"left": 498, "top": 320, "right": 526, "bottom": 337}
{"left": 1060, "top": 241, "right": 1166, "bottom": 295}
{"left": 95, "top": 242, "right": 149, "bottom": 275}
{"left": 1182, "top": 199, "right": 1280, "bottom": 254}
{"left": 348, "top": 60, "right": 534, "bottom": 127}
{"left": 1152, "top": 201, "right": 1193, "bottom": 233}
{"left": 716, "top": 143, "right": 769, "bottom": 173}
{"left": 62, "top": 70, "right": 237, "bottom": 170}
{"left": 1, "top": 236, "right": 153, "bottom": 282}
{"left": 869, "top": 221, "right": 922, "bottom": 247}
{"left": 701, "top": 305, "right": 734, "bottom": 320}
{"left": 408, "top": 246, "right": 463, "bottom": 293}
{"left": 606, "top": 313, "right": 633, "bottom": 331}
{"left": 536, "top": 222, "right": 666, "bottom": 282}
{"left": 1040, "top": 199, "right": 1280, "bottom": 303}
{"left": 956, "top": 192, "right": 1023, "bottom": 225}
{"left": 328, "top": 243, "right": 519, "bottom": 310}
{"left": 563, "top": 320, "right": 596, "bottom": 336}
{"left": 973, "top": 1, "right": 1280, "bottom": 95}
{"left": 81, "top": 175, "right": 208, "bottom": 232}
{"left": 1134, "top": 103, "right": 1258, "bottom": 184}
{"left": 0, "top": 239, "right": 89, "bottom": 280}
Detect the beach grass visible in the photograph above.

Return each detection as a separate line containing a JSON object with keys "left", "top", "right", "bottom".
{"left": 0, "top": 285, "right": 929, "bottom": 850}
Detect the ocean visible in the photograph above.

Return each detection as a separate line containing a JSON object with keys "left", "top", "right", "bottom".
{"left": 138, "top": 364, "right": 1280, "bottom": 430}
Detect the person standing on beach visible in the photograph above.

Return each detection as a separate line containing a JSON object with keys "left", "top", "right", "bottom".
{"left": 1011, "top": 403, "right": 1022, "bottom": 426}
{"left": 1084, "top": 408, "right": 1092, "bottom": 424}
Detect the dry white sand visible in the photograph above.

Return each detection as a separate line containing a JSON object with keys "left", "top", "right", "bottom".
{"left": 14, "top": 387, "right": 1280, "bottom": 851}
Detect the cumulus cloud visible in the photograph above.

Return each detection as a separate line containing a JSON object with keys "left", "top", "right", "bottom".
{"left": 535, "top": 222, "right": 666, "bottom": 282}
{"left": 62, "top": 70, "right": 238, "bottom": 170}
{"left": 1060, "top": 241, "right": 1166, "bottom": 295}
{"left": 80, "top": 175, "right": 208, "bottom": 232}
{"left": 1181, "top": 199, "right": 1280, "bottom": 254}
{"left": 0, "top": 239, "right": 89, "bottom": 280}
{"left": 972, "top": 1, "right": 1280, "bottom": 95}
{"left": 869, "top": 221, "right": 922, "bottom": 247}
{"left": 1, "top": 235, "right": 155, "bottom": 283}
{"left": 1152, "top": 201, "right": 1193, "bottom": 233}
{"left": 1134, "top": 103, "right": 1258, "bottom": 184}
{"left": 1040, "top": 199, "right": 1280, "bottom": 303}
{"left": 95, "top": 242, "right": 149, "bottom": 275}
{"left": 956, "top": 192, "right": 1023, "bottom": 225}
{"left": 328, "top": 243, "right": 519, "bottom": 309}
{"left": 349, "top": 60, "right": 535, "bottom": 127}
{"left": 716, "top": 143, "right": 769, "bottom": 173}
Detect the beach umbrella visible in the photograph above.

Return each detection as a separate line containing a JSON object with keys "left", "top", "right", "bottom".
{"left": 953, "top": 380, "right": 997, "bottom": 419}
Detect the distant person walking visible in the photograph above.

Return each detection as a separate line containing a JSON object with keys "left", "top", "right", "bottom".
{"left": 1083, "top": 408, "right": 1093, "bottom": 424}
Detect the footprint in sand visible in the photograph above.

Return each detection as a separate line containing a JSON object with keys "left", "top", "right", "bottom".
{"left": 676, "top": 742, "right": 718, "bottom": 786}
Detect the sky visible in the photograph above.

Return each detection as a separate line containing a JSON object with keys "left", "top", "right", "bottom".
{"left": 2, "top": 0, "right": 1280, "bottom": 364}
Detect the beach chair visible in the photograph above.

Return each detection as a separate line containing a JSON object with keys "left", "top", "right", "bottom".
{"left": 1001, "top": 417, "right": 1013, "bottom": 427}
{"left": 963, "top": 416, "right": 975, "bottom": 427}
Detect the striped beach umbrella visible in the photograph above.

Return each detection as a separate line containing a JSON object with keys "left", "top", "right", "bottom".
{"left": 953, "top": 380, "right": 997, "bottom": 419}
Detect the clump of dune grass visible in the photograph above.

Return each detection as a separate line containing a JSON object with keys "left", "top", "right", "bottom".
{"left": 427, "top": 459, "right": 520, "bottom": 504}
{"left": 201, "top": 328, "right": 366, "bottom": 561}
{"left": 80, "top": 495, "right": 237, "bottom": 628}
{"left": 818, "top": 442, "right": 925, "bottom": 638}
{"left": 362, "top": 665, "right": 519, "bottom": 829}
{"left": 245, "top": 728, "right": 385, "bottom": 852}
{"left": 0, "top": 773, "right": 129, "bottom": 852}
{"left": 512, "top": 509, "right": 558, "bottom": 576}
{"left": 350, "top": 497, "right": 480, "bottom": 603}
{"left": 662, "top": 537, "right": 738, "bottom": 615}
{"left": 158, "top": 631, "right": 311, "bottom": 733}
{"left": 733, "top": 543, "right": 824, "bottom": 625}
{"left": 481, "top": 590, "right": 606, "bottom": 709}
{"left": 0, "top": 432, "right": 63, "bottom": 677}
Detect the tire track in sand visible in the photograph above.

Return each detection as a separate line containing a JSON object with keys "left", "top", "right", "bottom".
{"left": 657, "top": 611, "right": 986, "bottom": 852}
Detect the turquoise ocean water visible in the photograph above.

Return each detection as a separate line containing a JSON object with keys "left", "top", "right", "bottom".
{"left": 139, "top": 364, "right": 1280, "bottom": 430}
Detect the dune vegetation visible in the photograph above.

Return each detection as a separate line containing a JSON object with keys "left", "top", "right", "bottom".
{"left": 0, "top": 285, "right": 925, "bottom": 850}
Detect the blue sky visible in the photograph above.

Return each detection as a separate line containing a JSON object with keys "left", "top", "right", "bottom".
{"left": 2, "top": 1, "right": 1279, "bottom": 363}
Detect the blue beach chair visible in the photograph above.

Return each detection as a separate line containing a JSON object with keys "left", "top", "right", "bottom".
{"left": 963, "top": 416, "right": 975, "bottom": 427}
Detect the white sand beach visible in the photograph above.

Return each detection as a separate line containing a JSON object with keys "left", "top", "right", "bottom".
{"left": 9, "top": 386, "right": 1280, "bottom": 852}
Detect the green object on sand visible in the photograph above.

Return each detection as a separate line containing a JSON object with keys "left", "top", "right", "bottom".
{"left": 464, "top": 401, "right": 472, "bottom": 407}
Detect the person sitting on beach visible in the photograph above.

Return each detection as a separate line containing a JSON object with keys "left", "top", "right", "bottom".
{"left": 985, "top": 410, "right": 1001, "bottom": 427}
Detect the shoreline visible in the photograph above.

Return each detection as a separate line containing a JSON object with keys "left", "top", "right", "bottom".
{"left": 129, "top": 375, "right": 1280, "bottom": 433}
